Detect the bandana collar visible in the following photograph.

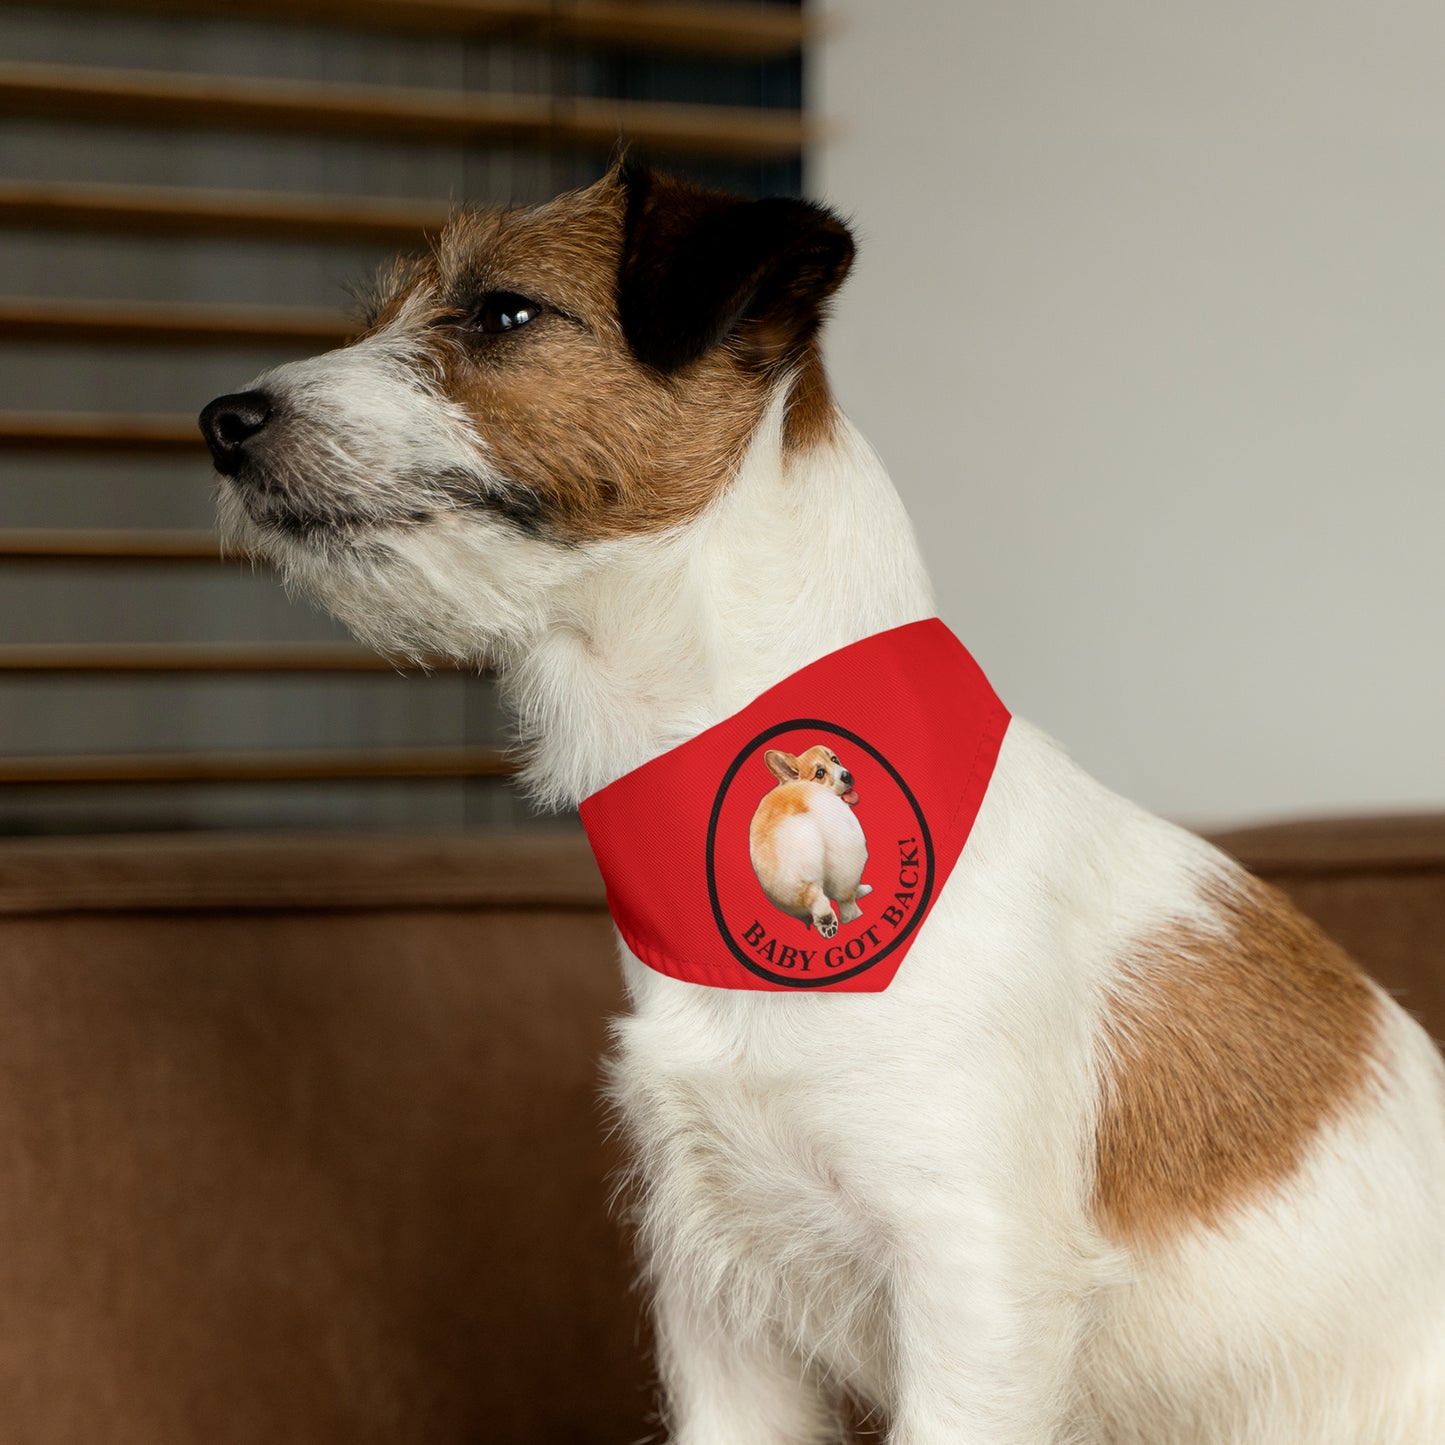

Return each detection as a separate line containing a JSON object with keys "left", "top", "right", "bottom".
{"left": 579, "top": 619, "right": 1010, "bottom": 992}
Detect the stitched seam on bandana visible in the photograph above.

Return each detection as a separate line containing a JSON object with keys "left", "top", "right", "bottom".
{"left": 935, "top": 700, "right": 1011, "bottom": 865}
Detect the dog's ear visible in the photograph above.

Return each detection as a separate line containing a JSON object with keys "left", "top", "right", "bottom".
{"left": 617, "top": 162, "right": 855, "bottom": 374}
{"left": 764, "top": 749, "right": 802, "bottom": 782}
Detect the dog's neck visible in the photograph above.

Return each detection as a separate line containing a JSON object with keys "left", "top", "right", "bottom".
{"left": 501, "top": 394, "right": 936, "bottom": 810}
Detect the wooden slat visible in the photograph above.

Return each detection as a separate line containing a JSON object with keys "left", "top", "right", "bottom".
{"left": 0, "top": 528, "right": 227, "bottom": 561}
{"left": 0, "top": 832, "right": 607, "bottom": 916}
{"left": 0, "top": 745, "right": 512, "bottom": 783}
{"left": 0, "top": 412, "right": 202, "bottom": 452}
{"left": 544, "top": 0, "right": 809, "bottom": 57}
{"left": 0, "top": 296, "right": 353, "bottom": 348}
{"left": 0, "top": 62, "right": 810, "bottom": 162}
{"left": 0, "top": 643, "right": 423, "bottom": 672}
{"left": 0, "top": 0, "right": 810, "bottom": 58}
{"left": 0, "top": 179, "right": 449, "bottom": 245}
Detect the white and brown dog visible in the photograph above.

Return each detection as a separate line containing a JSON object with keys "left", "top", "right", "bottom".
{"left": 750, "top": 744, "right": 870, "bottom": 939}
{"left": 201, "top": 162, "right": 1445, "bottom": 1444}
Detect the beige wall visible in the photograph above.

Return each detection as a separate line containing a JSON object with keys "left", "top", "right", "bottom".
{"left": 814, "top": 1, "right": 1445, "bottom": 827}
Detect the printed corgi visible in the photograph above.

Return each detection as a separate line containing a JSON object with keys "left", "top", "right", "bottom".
{"left": 749, "top": 744, "right": 871, "bottom": 938}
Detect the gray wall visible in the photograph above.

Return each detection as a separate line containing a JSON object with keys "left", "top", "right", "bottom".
{"left": 815, "top": 0, "right": 1445, "bottom": 828}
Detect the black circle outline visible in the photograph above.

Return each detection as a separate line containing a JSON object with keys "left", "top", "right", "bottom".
{"left": 706, "top": 718, "right": 935, "bottom": 989}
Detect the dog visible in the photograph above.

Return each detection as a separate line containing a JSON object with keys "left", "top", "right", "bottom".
{"left": 200, "top": 161, "right": 1445, "bottom": 1443}
{"left": 750, "top": 745, "right": 871, "bottom": 939}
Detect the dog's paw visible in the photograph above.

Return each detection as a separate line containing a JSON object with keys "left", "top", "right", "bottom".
{"left": 816, "top": 912, "right": 838, "bottom": 939}
{"left": 839, "top": 900, "right": 862, "bottom": 924}
{"left": 855, "top": 884, "right": 873, "bottom": 899}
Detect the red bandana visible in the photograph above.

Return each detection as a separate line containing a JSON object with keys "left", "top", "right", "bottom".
{"left": 579, "top": 619, "right": 1010, "bottom": 992}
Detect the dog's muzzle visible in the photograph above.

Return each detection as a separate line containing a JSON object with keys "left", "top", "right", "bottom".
{"left": 199, "top": 390, "right": 273, "bottom": 476}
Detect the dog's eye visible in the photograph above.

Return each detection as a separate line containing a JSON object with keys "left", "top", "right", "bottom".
{"left": 471, "top": 291, "right": 543, "bottom": 334}
{"left": 814, "top": 767, "right": 826, "bottom": 780}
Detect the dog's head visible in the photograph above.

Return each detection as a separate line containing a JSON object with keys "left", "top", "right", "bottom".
{"left": 764, "top": 745, "right": 859, "bottom": 805}
{"left": 199, "top": 162, "right": 854, "bottom": 661}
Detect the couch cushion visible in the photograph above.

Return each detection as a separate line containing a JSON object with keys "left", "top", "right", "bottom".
{"left": 0, "top": 832, "right": 648, "bottom": 1445}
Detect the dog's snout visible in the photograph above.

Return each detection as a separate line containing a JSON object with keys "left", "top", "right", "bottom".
{"left": 840, "top": 770, "right": 854, "bottom": 787}
{"left": 199, "top": 390, "right": 273, "bottom": 475}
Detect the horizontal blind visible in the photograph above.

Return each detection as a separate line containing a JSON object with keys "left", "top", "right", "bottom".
{"left": 0, "top": 0, "right": 807, "bottom": 835}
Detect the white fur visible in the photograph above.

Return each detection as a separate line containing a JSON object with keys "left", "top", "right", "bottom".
{"left": 218, "top": 352, "right": 1445, "bottom": 1443}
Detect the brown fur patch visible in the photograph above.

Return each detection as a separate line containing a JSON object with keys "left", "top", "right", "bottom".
{"left": 1093, "top": 872, "right": 1382, "bottom": 1247}
{"left": 755, "top": 782, "right": 813, "bottom": 826}
{"left": 367, "top": 172, "right": 830, "bottom": 543}
{"left": 782, "top": 343, "right": 840, "bottom": 454}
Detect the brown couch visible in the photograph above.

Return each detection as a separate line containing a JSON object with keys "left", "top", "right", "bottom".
{"left": 0, "top": 817, "right": 1440, "bottom": 1443}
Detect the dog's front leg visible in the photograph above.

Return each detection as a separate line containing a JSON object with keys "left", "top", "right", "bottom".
{"left": 653, "top": 1274, "right": 844, "bottom": 1445}
{"left": 883, "top": 1223, "right": 1092, "bottom": 1445}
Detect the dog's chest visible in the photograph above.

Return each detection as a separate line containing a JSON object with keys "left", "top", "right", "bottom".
{"left": 613, "top": 1004, "right": 889, "bottom": 1385}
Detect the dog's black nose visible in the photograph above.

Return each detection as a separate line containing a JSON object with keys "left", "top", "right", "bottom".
{"left": 199, "top": 390, "right": 272, "bottom": 475}
{"left": 840, "top": 770, "right": 853, "bottom": 787}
